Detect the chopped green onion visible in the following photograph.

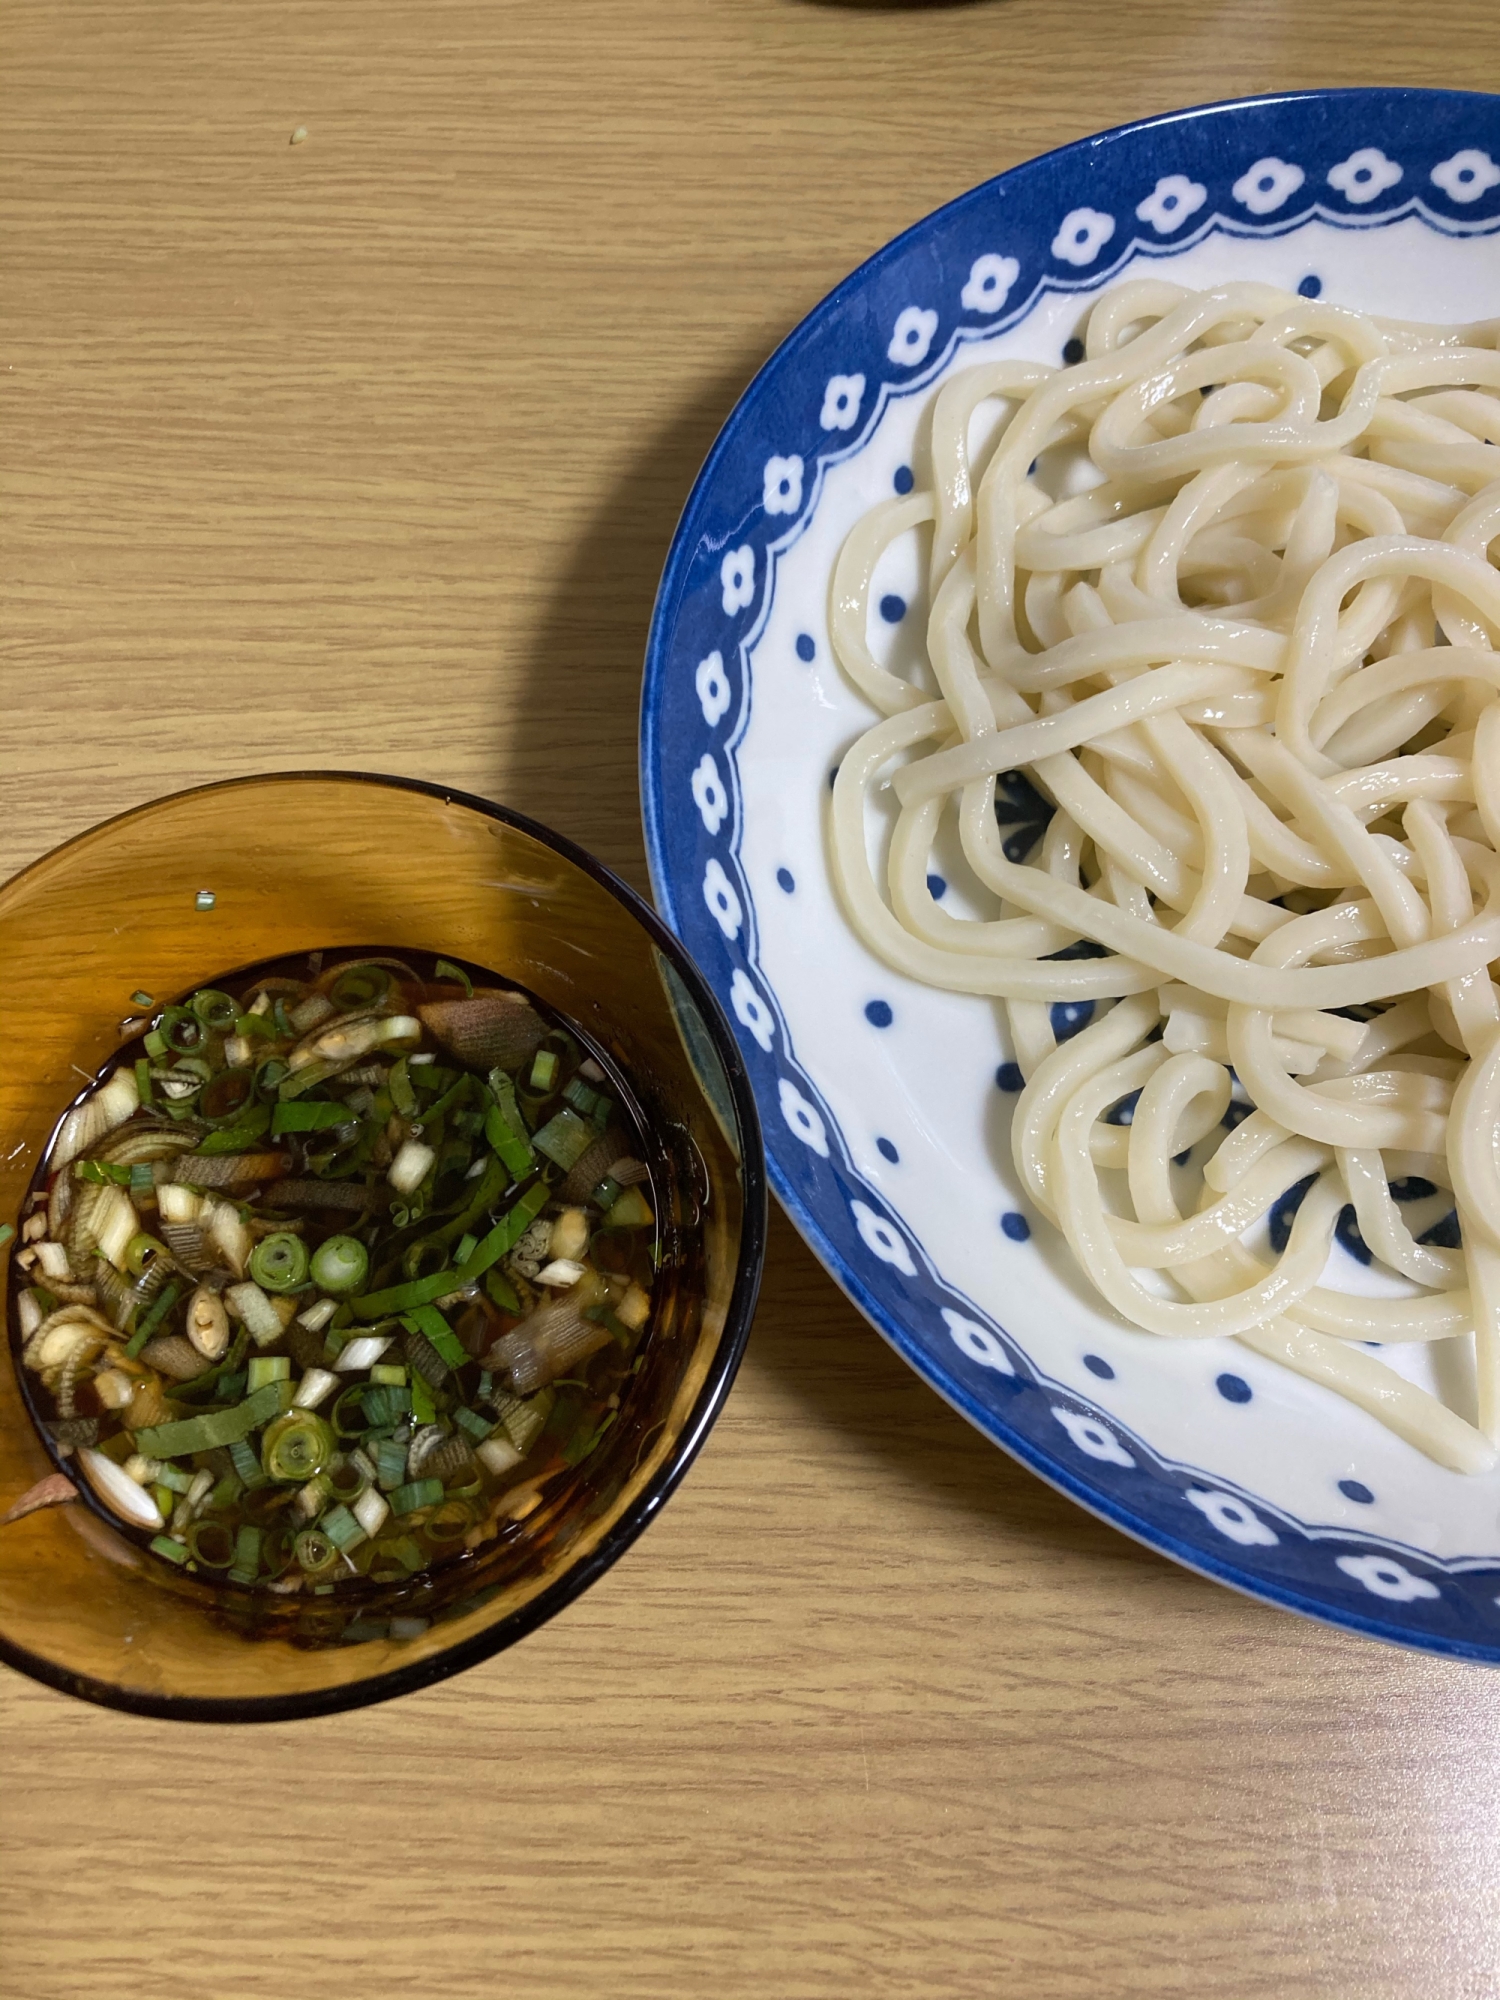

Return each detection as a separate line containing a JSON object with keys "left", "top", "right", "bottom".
{"left": 233, "top": 1011, "right": 277, "bottom": 1041}
{"left": 456, "top": 1181, "right": 549, "bottom": 1282}
{"left": 228, "top": 1523, "right": 263, "bottom": 1582}
{"left": 195, "top": 1103, "right": 272, "bottom": 1153}
{"left": 143, "top": 1028, "right": 168, "bottom": 1058}
{"left": 134, "top": 1057, "right": 155, "bottom": 1105}
{"left": 454, "top": 1232, "right": 478, "bottom": 1268}
{"left": 309, "top": 1234, "right": 369, "bottom": 1295}
{"left": 604, "top": 1185, "right": 654, "bottom": 1230}
{"left": 591, "top": 1175, "right": 622, "bottom": 1211}
{"left": 0, "top": 1224, "right": 13, "bottom": 1253}
{"left": 151, "top": 1534, "right": 191, "bottom": 1566}
{"left": 501, "top": 1392, "right": 550, "bottom": 1456}
{"left": 129, "top": 1162, "right": 154, "bottom": 1197}
{"left": 331, "top": 1381, "right": 371, "bottom": 1437}
{"left": 402, "top": 1305, "right": 468, "bottom": 1370}
{"left": 454, "top": 1405, "right": 495, "bottom": 1442}
{"left": 272, "top": 1099, "right": 354, "bottom": 1135}
{"left": 352, "top": 1268, "right": 461, "bottom": 1320}
{"left": 248, "top": 1231, "right": 310, "bottom": 1292}
{"left": 154, "top": 1463, "right": 195, "bottom": 1495}
{"left": 190, "top": 989, "right": 239, "bottom": 1031}
{"left": 124, "top": 1231, "right": 169, "bottom": 1279}
{"left": 329, "top": 963, "right": 391, "bottom": 1010}
{"left": 389, "top": 1477, "right": 443, "bottom": 1516}
{"left": 531, "top": 1107, "right": 594, "bottom": 1170}
{"left": 359, "top": 1383, "right": 411, "bottom": 1428}
{"left": 187, "top": 1518, "right": 236, "bottom": 1567}
{"left": 319, "top": 1503, "right": 365, "bottom": 1552}
{"left": 131, "top": 990, "right": 154, "bottom": 1008}
{"left": 485, "top": 1267, "right": 521, "bottom": 1313}
{"left": 199, "top": 1069, "right": 258, "bottom": 1125}
{"left": 159, "top": 1005, "right": 207, "bottom": 1056}
{"left": 75, "top": 1159, "right": 133, "bottom": 1185}
{"left": 375, "top": 1438, "right": 409, "bottom": 1490}
{"left": 369, "top": 1362, "right": 407, "bottom": 1386}
{"left": 134, "top": 1379, "right": 291, "bottom": 1458}
{"left": 410, "top": 1374, "right": 436, "bottom": 1426}
{"left": 529, "top": 1049, "right": 559, "bottom": 1093}
{"left": 229, "top": 1438, "right": 269, "bottom": 1490}
{"left": 261, "top": 1410, "right": 335, "bottom": 1484}
{"left": 433, "top": 958, "right": 474, "bottom": 996}
{"left": 124, "top": 1279, "right": 182, "bottom": 1357}
{"left": 246, "top": 1355, "right": 291, "bottom": 1391}
{"left": 294, "top": 1527, "right": 339, "bottom": 1575}
{"left": 388, "top": 1057, "right": 417, "bottom": 1117}
{"left": 562, "top": 1076, "right": 597, "bottom": 1116}
{"left": 208, "top": 1471, "right": 243, "bottom": 1511}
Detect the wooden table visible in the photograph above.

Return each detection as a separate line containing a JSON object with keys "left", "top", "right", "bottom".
{"left": 3, "top": 5, "right": 1498, "bottom": 1995}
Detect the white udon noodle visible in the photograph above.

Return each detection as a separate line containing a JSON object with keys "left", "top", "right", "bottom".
{"left": 827, "top": 278, "right": 1500, "bottom": 1476}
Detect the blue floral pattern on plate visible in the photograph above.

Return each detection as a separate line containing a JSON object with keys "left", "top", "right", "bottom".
{"left": 641, "top": 90, "right": 1500, "bottom": 1662}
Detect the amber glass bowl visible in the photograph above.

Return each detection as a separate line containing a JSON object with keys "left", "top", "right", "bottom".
{"left": 0, "top": 774, "right": 764, "bottom": 1720}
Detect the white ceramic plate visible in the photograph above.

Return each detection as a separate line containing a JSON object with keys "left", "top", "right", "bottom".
{"left": 642, "top": 90, "right": 1500, "bottom": 1658}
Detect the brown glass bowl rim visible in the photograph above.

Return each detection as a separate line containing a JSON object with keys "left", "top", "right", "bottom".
{"left": 0, "top": 771, "right": 767, "bottom": 1723}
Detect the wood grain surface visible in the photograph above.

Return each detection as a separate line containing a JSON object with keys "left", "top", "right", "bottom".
{"left": 3, "top": 4, "right": 1499, "bottom": 1996}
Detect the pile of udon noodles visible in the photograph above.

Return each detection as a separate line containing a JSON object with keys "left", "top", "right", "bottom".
{"left": 829, "top": 279, "right": 1500, "bottom": 1473}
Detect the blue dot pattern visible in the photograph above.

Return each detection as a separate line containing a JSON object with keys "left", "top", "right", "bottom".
{"left": 926, "top": 873, "right": 947, "bottom": 900}
{"left": 1001, "top": 1212, "right": 1031, "bottom": 1242}
{"left": 996, "top": 1062, "right": 1024, "bottom": 1092}
{"left": 1298, "top": 273, "right": 1323, "bottom": 297}
{"left": 864, "top": 1000, "right": 893, "bottom": 1028}
{"left": 795, "top": 633, "right": 815, "bottom": 663}
{"left": 1339, "top": 1480, "right": 1375, "bottom": 1504}
{"left": 1050, "top": 999, "right": 1094, "bottom": 1043}
{"left": 1083, "top": 1354, "right": 1115, "bottom": 1380}
{"left": 1269, "top": 1173, "right": 1318, "bottom": 1254}
{"left": 1216, "top": 1374, "right": 1253, "bottom": 1405}
{"left": 1390, "top": 1177, "right": 1436, "bottom": 1202}
{"left": 1062, "top": 335, "right": 1085, "bottom": 364}
{"left": 1104, "top": 1089, "right": 1140, "bottom": 1126}
{"left": 1335, "top": 1204, "right": 1373, "bottom": 1266}
{"left": 893, "top": 464, "right": 914, "bottom": 495}
{"left": 876, "top": 1137, "right": 899, "bottom": 1163}
{"left": 776, "top": 867, "right": 795, "bottom": 893}
{"left": 1420, "top": 1210, "right": 1462, "bottom": 1249}
{"left": 879, "top": 593, "right": 907, "bottom": 624}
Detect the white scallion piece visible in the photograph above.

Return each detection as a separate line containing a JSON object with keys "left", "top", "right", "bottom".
{"left": 93, "top": 1185, "right": 139, "bottom": 1270}
{"left": 292, "top": 1367, "right": 338, "bottom": 1410}
{"left": 536, "top": 1258, "right": 588, "bottom": 1289}
{"left": 156, "top": 1182, "right": 202, "bottom": 1225}
{"left": 34, "top": 1241, "right": 73, "bottom": 1282}
{"left": 476, "top": 1435, "right": 523, "bottom": 1478}
{"left": 224, "top": 1280, "right": 285, "bottom": 1346}
{"left": 388, "top": 1140, "right": 435, "bottom": 1195}
{"left": 353, "top": 1488, "right": 390, "bottom": 1539}
{"left": 296, "top": 1296, "right": 338, "bottom": 1333}
{"left": 51, "top": 1066, "right": 139, "bottom": 1171}
{"left": 334, "top": 1334, "right": 393, "bottom": 1372}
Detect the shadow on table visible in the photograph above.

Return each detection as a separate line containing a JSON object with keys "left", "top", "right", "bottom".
{"left": 752, "top": 1209, "right": 1171, "bottom": 1572}
{"left": 491, "top": 348, "right": 766, "bottom": 893}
